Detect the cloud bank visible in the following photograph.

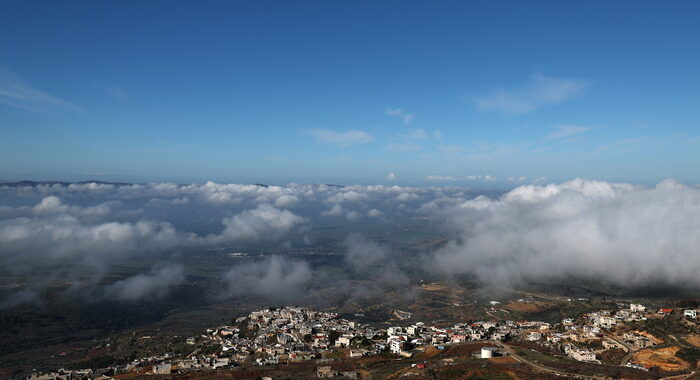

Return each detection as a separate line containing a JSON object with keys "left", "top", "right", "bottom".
{"left": 430, "top": 179, "right": 700, "bottom": 289}
{"left": 3, "top": 178, "right": 700, "bottom": 309}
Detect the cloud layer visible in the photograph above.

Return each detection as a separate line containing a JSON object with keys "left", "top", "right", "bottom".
{"left": 430, "top": 179, "right": 700, "bottom": 288}
{"left": 2, "top": 178, "right": 700, "bottom": 308}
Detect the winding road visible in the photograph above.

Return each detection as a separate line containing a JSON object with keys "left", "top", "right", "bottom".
{"left": 605, "top": 333, "right": 634, "bottom": 365}
{"left": 493, "top": 341, "right": 606, "bottom": 379}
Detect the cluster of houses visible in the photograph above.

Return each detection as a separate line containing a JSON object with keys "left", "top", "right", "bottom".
{"left": 521, "top": 303, "right": 698, "bottom": 367}
{"left": 26, "top": 303, "right": 700, "bottom": 379}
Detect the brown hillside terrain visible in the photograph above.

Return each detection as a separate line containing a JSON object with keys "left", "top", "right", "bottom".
{"left": 505, "top": 301, "right": 550, "bottom": 313}
{"left": 632, "top": 346, "right": 690, "bottom": 372}
{"left": 685, "top": 335, "right": 700, "bottom": 348}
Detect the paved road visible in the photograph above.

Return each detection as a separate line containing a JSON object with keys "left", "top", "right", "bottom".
{"left": 605, "top": 333, "right": 634, "bottom": 365}
{"left": 493, "top": 341, "right": 606, "bottom": 380}
{"left": 669, "top": 334, "right": 693, "bottom": 349}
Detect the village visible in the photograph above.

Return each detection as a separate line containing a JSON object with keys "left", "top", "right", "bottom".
{"left": 27, "top": 301, "right": 700, "bottom": 380}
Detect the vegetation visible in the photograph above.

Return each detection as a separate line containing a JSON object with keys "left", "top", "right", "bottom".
{"left": 627, "top": 315, "right": 697, "bottom": 337}
{"left": 676, "top": 347, "right": 700, "bottom": 366}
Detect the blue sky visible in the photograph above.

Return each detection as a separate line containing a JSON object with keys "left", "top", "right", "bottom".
{"left": 1, "top": 1, "right": 699, "bottom": 186}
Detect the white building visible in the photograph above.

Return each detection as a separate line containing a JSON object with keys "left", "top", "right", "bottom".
{"left": 406, "top": 325, "right": 422, "bottom": 335}
{"left": 389, "top": 339, "right": 405, "bottom": 353}
{"left": 525, "top": 331, "right": 542, "bottom": 341}
{"left": 684, "top": 309, "right": 697, "bottom": 319}
{"left": 335, "top": 334, "right": 353, "bottom": 347}
{"left": 570, "top": 350, "right": 597, "bottom": 362}
{"left": 480, "top": 347, "right": 494, "bottom": 359}
{"left": 630, "top": 304, "right": 646, "bottom": 313}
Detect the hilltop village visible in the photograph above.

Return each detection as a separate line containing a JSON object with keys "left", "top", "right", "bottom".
{"left": 28, "top": 301, "right": 700, "bottom": 380}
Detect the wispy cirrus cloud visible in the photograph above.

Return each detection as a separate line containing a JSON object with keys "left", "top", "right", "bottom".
{"left": 474, "top": 75, "right": 587, "bottom": 114}
{"left": 306, "top": 129, "right": 374, "bottom": 146}
{"left": 426, "top": 175, "right": 458, "bottom": 181}
{"left": 0, "top": 65, "right": 84, "bottom": 113}
{"left": 386, "top": 142, "right": 422, "bottom": 152}
{"left": 96, "top": 82, "right": 128, "bottom": 102}
{"left": 545, "top": 124, "right": 591, "bottom": 141}
{"left": 426, "top": 174, "right": 497, "bottom": 181}
{"left": 385, "top": 107, "right": 415, "bottom": 125}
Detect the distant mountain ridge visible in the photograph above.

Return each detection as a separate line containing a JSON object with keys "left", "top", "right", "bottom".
{"left": 0, "top": 180, "right": 347, "bottom": 188}
{"left": 0, "top": 180, "right": 133, "bottom": 187}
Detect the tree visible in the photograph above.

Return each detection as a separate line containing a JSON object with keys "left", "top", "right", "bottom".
{"left": 328, "top": 330, "right": 341, "bottom": 345}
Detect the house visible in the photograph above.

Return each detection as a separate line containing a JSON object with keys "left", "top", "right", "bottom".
{"left": 570, "top": 350, "right": 597, "bottom": 362}
{"left": 407, "top": 325, "right": 421, "bottom": 335}
{"left": 659, "top": 308, "right": 673, "bottom": 315}
{"left": 390, "top": 339, "right": 405, "bottom": 353}
{"left": 349, "top": 349, "right": 368, "bottom": 358}
{"left": 594, "top": 316, "right": 617, "bottom": 329}
{"left": 603, "top": 340, "right": 623, "bottom": 350}
{"left": 684, "top": 309, "right": 697, "bottom": 319}
{"left": 153, "top": 363, "right": 172, "bottom": 374}
{"left": 630, "top": 304, "right": 646, "bottom": 313}
{"left": 335, "top": 334, "right": 353, "bottom": 347}
{"left": 317, "top": 365, "right": 334, "bottom": 378}
{"left": 525, "top": 331, "right": 542, "bottom": 341}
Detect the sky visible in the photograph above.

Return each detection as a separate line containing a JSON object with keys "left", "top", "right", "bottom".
{"left": 1, "top": 1, "right": 699, "bottom": 186}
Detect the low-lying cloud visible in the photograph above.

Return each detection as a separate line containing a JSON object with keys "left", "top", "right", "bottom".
{"left": 430, "top": 179, "right": 700, "bottom": 289}
{"left": 221, "top": 256, "right": 312, "bottom": 301}
{"left": 2, "top": 178, "right": 700, "bottom": 309}
{"left": 105, "top": 264, "right": 185, "bottom": 301}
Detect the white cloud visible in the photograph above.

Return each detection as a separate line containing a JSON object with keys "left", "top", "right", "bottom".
{"left": 465, "top": 175, "right": 497, "bottom": 181}
{"left": 367, "top": 208, "right": 383, "bottom": 218}
{"left": 96, "top": 82, "right": 128, "bottom": 102}
{"left": 307, "top": 129, "right": 374, "bottom": 146}
{"left": 346, "top": 210, "right": 359, "bottom": 221}
{"left": 0, "top": 65, "right": 84, "bottom": 113}
{"left": 216, "top": 203, "right": 307, "bottom": 242}
{"left": 105, "top": 264, "right": 185, "bottom": 301}
{"left": 545, "top": 124, "right": 591, "bottom": 141}
{"left": 431, "top": 179, "right": 700, "bottom": 288}
{"left": 385, "top": 107, "right": 415, "bottom": 125}
{"left": 321, "top": 204, "right": 343, "bottom": 216}
{"left": 386, "top": 172, "right": 397, "bottom": 180}
{"left": 6, "top": 179, "right": 700, "bottom": 296}
{"left": 507, "top": 176, "right": 528, "bottom": 183}
{"left": 474, "top": 75, "right": 587, "bottom": 114}
{"left": 426, "top": 175, "right": 458, "bottom": 181}
{"left": 274, "top": 194, "right": 299, "bottom": 208}
{"left": 408, "top": 128, "right": 428, "bottom": 140}
{"left": 386, "top": 142, "right": 422, "bottom": 152}
{"left": 222, "top": 256, "right": 312, "bottom": 301}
